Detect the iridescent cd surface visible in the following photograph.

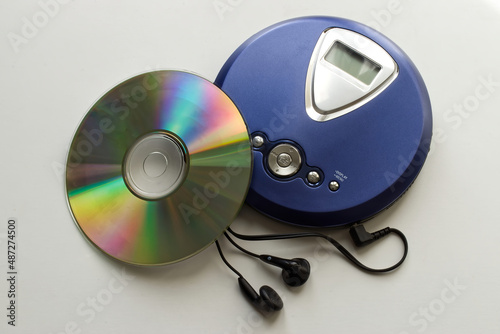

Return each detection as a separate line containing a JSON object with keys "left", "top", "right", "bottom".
{"left": 66, "top": 71, "right": 252, "bottom": 266}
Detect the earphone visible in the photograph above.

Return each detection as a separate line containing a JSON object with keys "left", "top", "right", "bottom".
{"left": 215, "top": 240, "right": 285, "bottom": 314}
{"left": 238, "top": 277, "right": 284, "bottom": 313}
{"left": 224, "top": 233, "right": 311, "bottom": 287}
{"left": 216, "top": 224, "right": 408, "bottom": 313}
{"left": 259, "top": 255, "right": 310, "bottom": 287}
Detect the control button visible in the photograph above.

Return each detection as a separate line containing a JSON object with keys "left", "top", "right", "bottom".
{"left": 307, "top": 171, "right": 321, "bottom": 184}
{"left": 329, "top": 181, "right": 340, "bottom": 192}
{"left": 252, "top": 135, "right": 265, "bottom": 148}
{"left": 277, "top": 153, "right": 292, "bottom": 168}
{"left": 268, "top": 144, "right": 302, "bottom": 177}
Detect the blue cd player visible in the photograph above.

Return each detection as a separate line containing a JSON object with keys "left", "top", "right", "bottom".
{"left": 215, "top": 17, "right": 432, "bottom": 228}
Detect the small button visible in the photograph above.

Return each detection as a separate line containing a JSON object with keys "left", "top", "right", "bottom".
{"left": 329, "top": 181, "right": 340, "bottom": 192}
{"left": 277, "top": 153, "right": 292, "bottom": 168}
{"left": 252, "top": 135, "right": 264, "bottom": 148}
{"left": 307, "top": 171, "right": 321, "bottom": 184}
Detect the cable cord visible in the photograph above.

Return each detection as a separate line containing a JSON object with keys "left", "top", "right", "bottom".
{"left": 226, "top": 226, "right": 408, "bottom": 273}
{"left": 215, "top": 240, "right": 242, "bottom": 278}
{"left": 224, "top": 232, "right": 259, "bottom": 258}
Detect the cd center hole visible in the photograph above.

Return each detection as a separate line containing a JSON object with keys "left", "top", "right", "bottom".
{"left": 143, "top": 152, "right": 168, "bottom": 178}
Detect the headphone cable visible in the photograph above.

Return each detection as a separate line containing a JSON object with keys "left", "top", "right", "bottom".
{"left": 226, "top": 224, "right": 408, "bottom": 273}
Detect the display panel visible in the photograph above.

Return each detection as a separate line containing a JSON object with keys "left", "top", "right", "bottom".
{"left": 324, "top": 42, "right": 381, "bottom": 85}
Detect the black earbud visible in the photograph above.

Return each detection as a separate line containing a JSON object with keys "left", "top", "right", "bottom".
{"left": 259, "top": 255, "right": 311, "bottom": 287}
{"left": 216, "top": 240, "right": 285, "bottom": 313}
{"left": 238, "top": 277, "right": 283, "bottom": 313}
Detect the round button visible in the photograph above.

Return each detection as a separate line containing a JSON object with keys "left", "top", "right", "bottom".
{"left": 268, "top": 144, "right": 302, "bottom": 177}
{"left": 252, "top": 135, "right": 265, "bottom": 148}
{"left": 143, "top": 152, "right": 168, "bottom": 178}
{"left": 277, "top": 153, "right": 292, "bottom": 168}
{"left": 307, "top": 171, "right": 321, "bottom": 184}
{"left": 329, "top": 181, "right": 340, "bottom": 192}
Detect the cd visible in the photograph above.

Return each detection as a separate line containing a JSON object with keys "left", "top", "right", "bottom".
{"left": 65, "top": 71, "right": 252, "bottom": 266}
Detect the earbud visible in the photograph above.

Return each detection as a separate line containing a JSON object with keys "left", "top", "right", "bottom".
{"left": 238, "top": 277, "right": 283, "bottom": 313}
{"left": 259, "top": 255, "right": 311, "bottom": 287}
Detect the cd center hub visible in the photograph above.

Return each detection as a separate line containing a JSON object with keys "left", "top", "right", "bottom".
{"left": 143, "top": 152, "right": 168, "bottom": 178}
{"left": 123, "top": 131, "right": 188, "bottom": 201}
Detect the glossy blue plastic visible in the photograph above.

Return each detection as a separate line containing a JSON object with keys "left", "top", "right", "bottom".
{"left": 216, "top": 17, "right": 432, "bottom": 227}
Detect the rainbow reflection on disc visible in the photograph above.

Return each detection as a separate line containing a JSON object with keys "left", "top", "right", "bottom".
{"left": 65, "top": 71, "right": 252, "bottom": 266}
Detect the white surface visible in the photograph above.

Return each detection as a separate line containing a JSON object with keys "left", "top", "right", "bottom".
{"left": 1, "top": 0, "right": 499, "bottom": 333}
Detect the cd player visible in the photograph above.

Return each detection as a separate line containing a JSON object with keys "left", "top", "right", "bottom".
{"left": 216, "top": 16, "right": 432, "bottom": 227}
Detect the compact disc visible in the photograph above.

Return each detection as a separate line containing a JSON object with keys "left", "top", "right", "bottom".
{"left": 65, "top": 71, "right": 252, "bottom": 266}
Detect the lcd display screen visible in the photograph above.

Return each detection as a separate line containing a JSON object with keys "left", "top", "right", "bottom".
{"left": 324, "top": 42, "right": 381, "bottom": 85}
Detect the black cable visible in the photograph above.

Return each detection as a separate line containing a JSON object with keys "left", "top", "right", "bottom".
{"left": 215, "top": 240, "right": 242, "bottom": 278}
{"left": 224, "top": 232, "right": 259, "bottom": 258}
{"left": 227, "top": 226, "right": 408, "bottom": 273}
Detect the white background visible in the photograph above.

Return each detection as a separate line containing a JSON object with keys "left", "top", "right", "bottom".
{"left": 1, "top": 0, "right": 499, "bottom": 333}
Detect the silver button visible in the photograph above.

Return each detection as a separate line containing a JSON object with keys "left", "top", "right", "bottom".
{"left": 329, "top": 181, "right": 340, "bottom": 192}
{"left": 277, "top": 153, "right": 292, "bottom": 167}
{"left": 307, "top": 171, "right": 321, "bottom": 184}
{"left": 268, "top": 144, "right": 302, "bottom": 177}
{"left": 252, "top": 135, "right": 265, "bottom": 148}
